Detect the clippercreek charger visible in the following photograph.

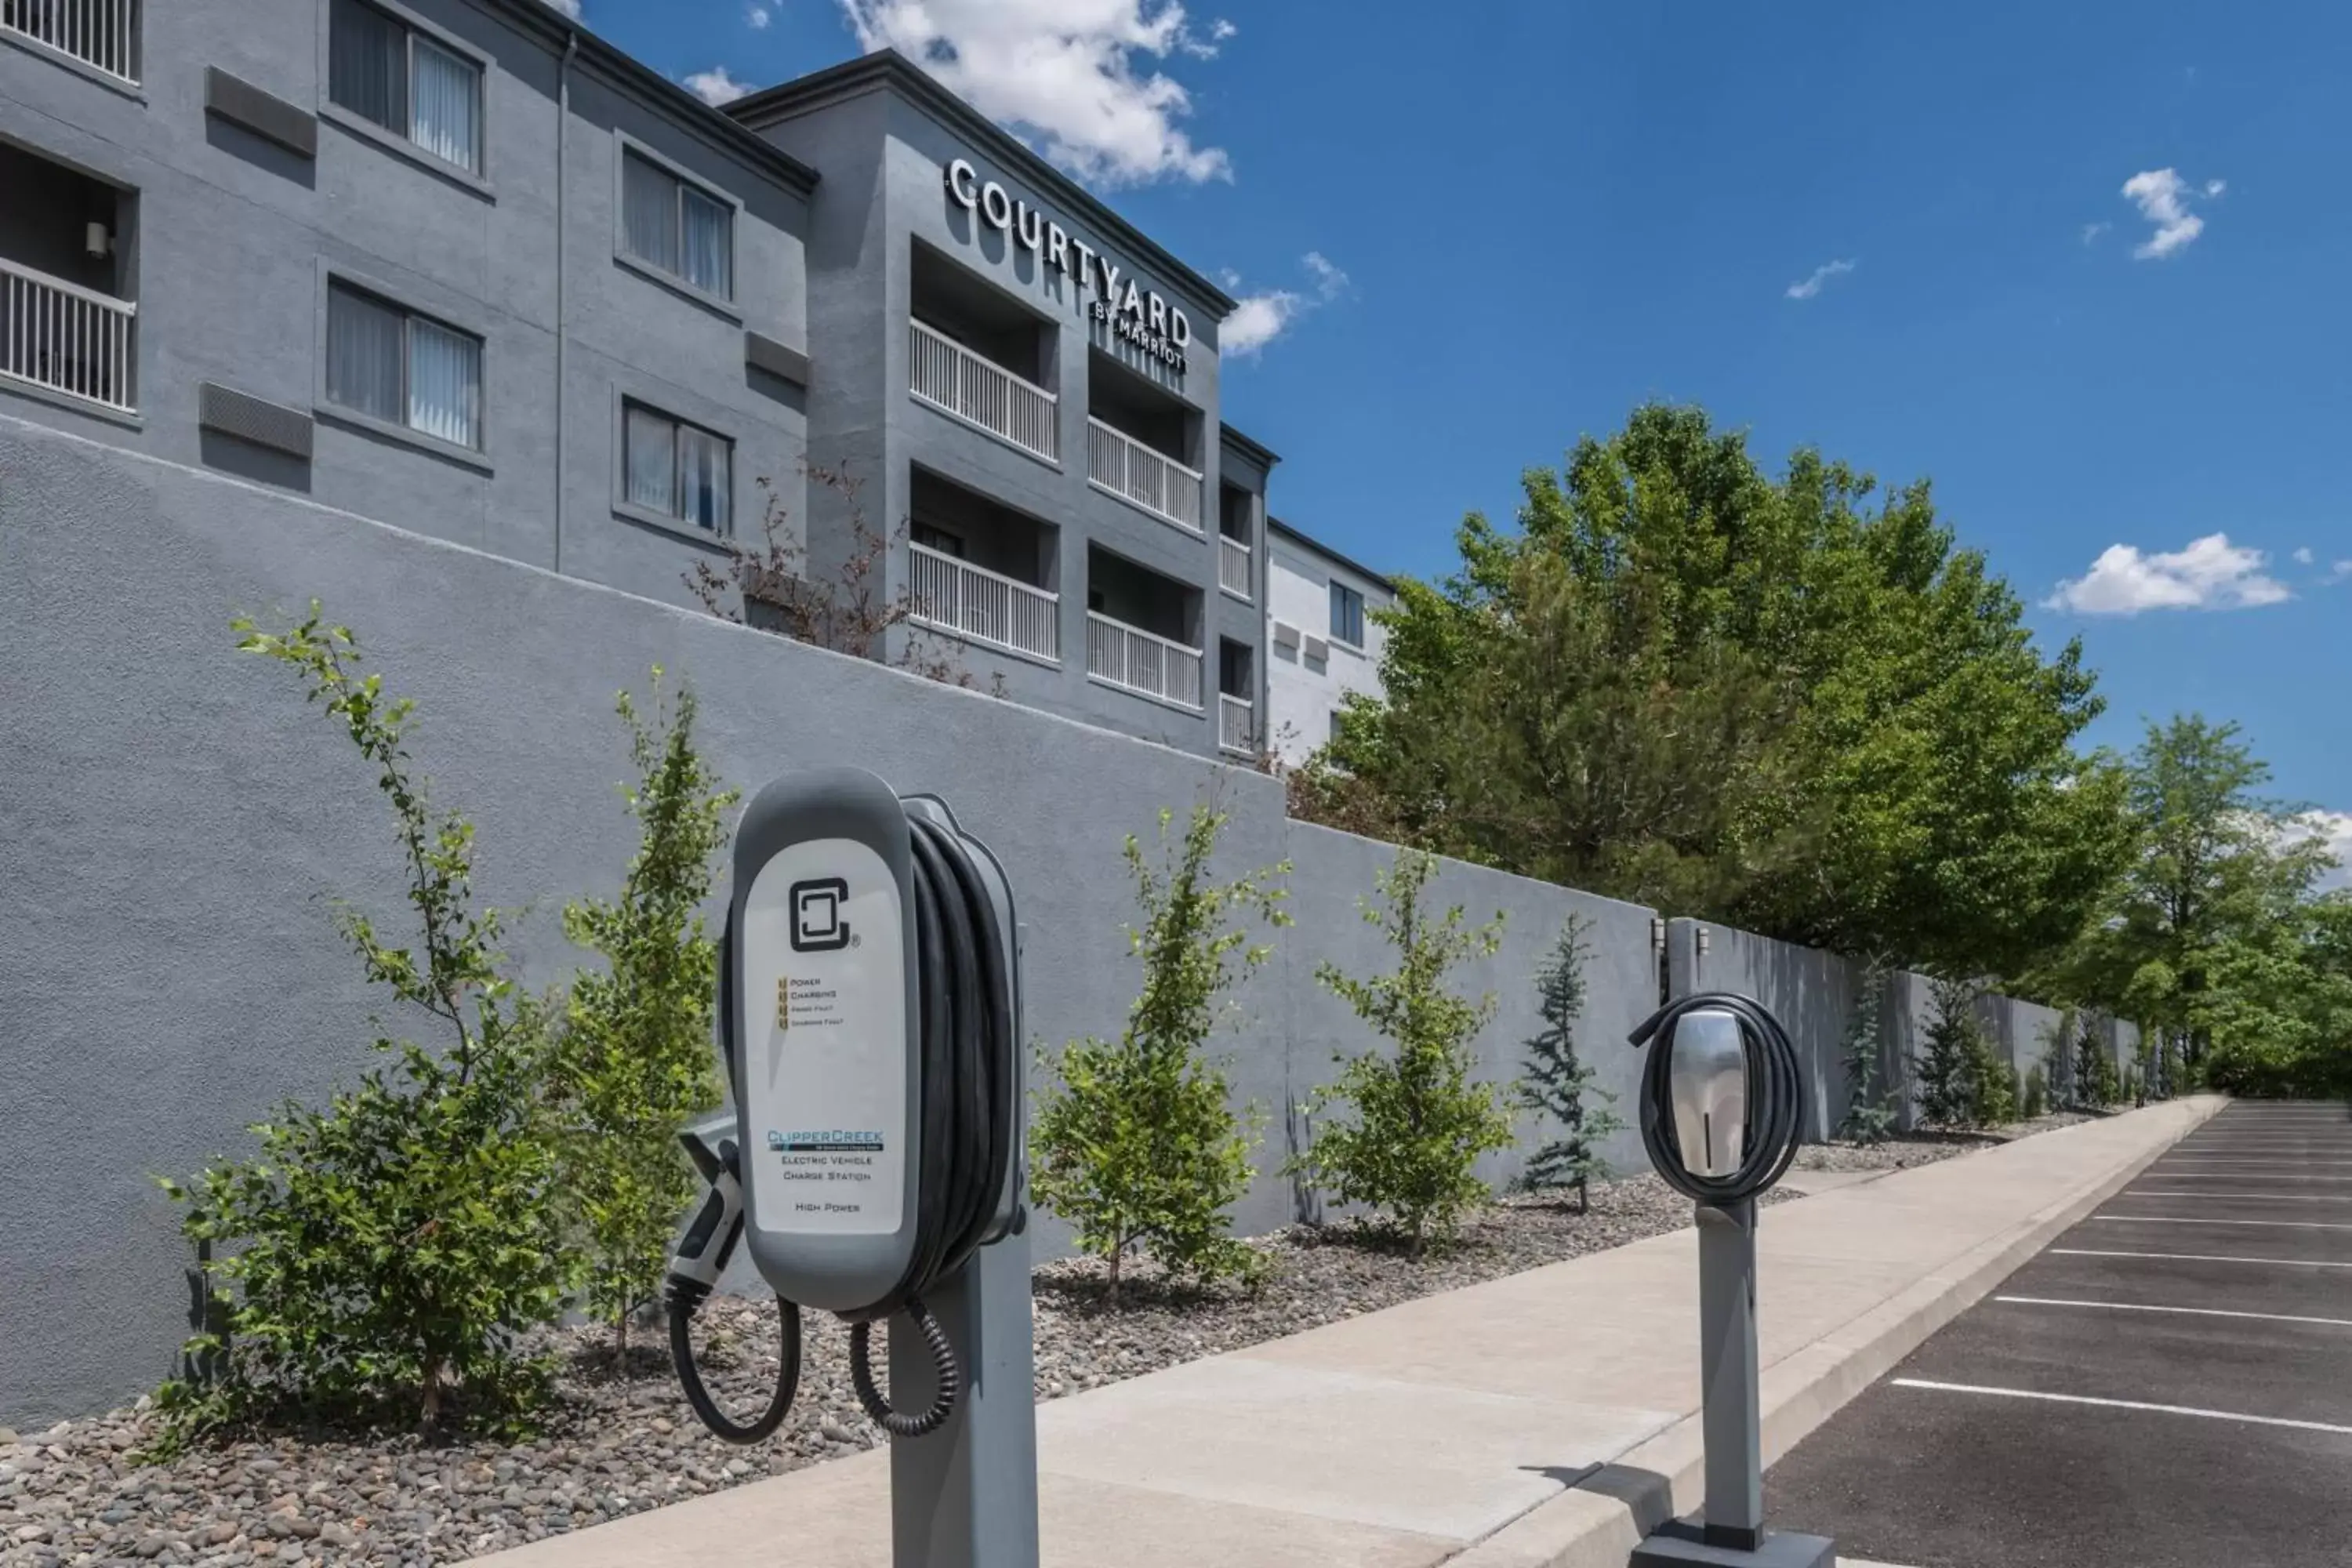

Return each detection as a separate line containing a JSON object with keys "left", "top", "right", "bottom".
{"left": 664, "top": 768, "right": 1040, "bottom": 1567}
{"left": 1627, "top": 991, "right": 1829, "bottom": 1568}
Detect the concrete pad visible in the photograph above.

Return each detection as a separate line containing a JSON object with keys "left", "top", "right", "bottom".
{"left": 472, "top": 1095, "right": 2222, "bottom": 1568}
{"left": 1037, "top": 1356, "right": 1680, "bottom": 1540}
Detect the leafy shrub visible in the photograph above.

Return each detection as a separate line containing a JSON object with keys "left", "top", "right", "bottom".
{"left": 2022, "top": 1064, "right": 2049, "bottom": 1119}
{"left": 2075, "top": 1021, "right": 2122, "bottom": 1109}
{"left": 1836, "top": 962, "right": 1898, "bottom": 1144}
{"left": 1516, "top": 916, "right": 1626, "bottom": 1210}
{"left": 1291, "top": 848, "right": 1515, "bottom": 1255}
{"left": 1968, "top": 1030, "right": 2016, "bottom": 1127}
{"left": 1029, "top": 805, "right": 1290, "bottom": 1302}
{"left": 540, "top": 672, "right": 737, "bottom": 1357}
{"left": 154, "top": 608, "right": 574, "bottom": 1447}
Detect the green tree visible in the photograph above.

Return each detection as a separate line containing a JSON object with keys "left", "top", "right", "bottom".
{"left": 2022, "top": 1065, "right": 2049, "bottom": 1120}
{"left": 2047, "top": 717, "right": 2331, "bottom": 1074}
{"left": 541, "top": 671, "right": 737, "bottom": 1359}
{"left": 155, "top": 608, "right": 574, "bottom": 1446}
{"left": 1836, "top": 962, "right": 1898, "bottom": 1143}
{"left": 2074, "top": 1020, "right": 2121, "bottom": 1109}
{"left": 1291, "top": 849, "right": 1516, "bottom": 1255}
{"left": 1312, "top": 403, "right": 2132, "bottom": 982}
{"left": 1515, "top": 915, "right": 1627, "bottom": 1210}
{"left": 1029, "top": 805, "right": 1290, "bottom": 1302}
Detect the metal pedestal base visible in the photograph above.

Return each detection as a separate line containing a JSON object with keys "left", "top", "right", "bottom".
{"left": 1630, "top": 1516, "right": 1836, "bottom": 1567}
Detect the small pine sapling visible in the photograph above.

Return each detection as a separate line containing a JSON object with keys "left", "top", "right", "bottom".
{"left": 1835, "top": 962, "right": 1898, "bottom": 1144}
{"left": 1515, "top": 916, "right": 1625, "bottom": 1212}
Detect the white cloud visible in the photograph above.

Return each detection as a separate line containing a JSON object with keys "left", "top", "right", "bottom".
{"left": 1221, "top": 292, "right": 1298, "bottom": 357}
{"left": 546, "top": 0, "right": 582, "bottom": 16}
{"left": 1784, "top": 258, "right": 1856, "bottom": 301}
{"left": 2288, "top": 811, "right": 2352, "bottom": 891}
{"left": 2121, "top": 168, "right": 2223, "bottom": 260}
{"left": 1220, "top": 251, "right": 1349, "bottom": 358}
{"left": 747, "top": 4, "right": 771, "bottom": 26}
{"left": 2336, "top": 560, "right": 2352, "bottom": 581}
{"left": 2081, "top": 221, "right": 2111, "bottom": 245}
{"left": 839, "top": 0, "right": 1233, "bottom": 186}
{"left": 684, "top": 66, "right": 753, "bottom": 105}
{"left": 2044, "top": 533, "right": 2291, "bottom": 615}
{"left": 2294, "top": 546, "right": 2317, "bottom": 565}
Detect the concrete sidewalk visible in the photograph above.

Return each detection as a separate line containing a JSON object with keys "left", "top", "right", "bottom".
{"left": 480, "top": 1098, "right": 2219, "bottom": 1568}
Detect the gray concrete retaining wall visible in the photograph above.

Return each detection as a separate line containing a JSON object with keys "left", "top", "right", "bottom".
{"left": 0, "top": 418, "right": 1664, "bottom": 1425}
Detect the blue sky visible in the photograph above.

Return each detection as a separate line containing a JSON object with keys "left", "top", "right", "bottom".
{"left": 579, "top": 0, "right": 2348, "bottom": 839}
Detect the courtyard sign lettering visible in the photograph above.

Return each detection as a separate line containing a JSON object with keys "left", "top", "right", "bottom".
{"left": 944, "top": 157, "right": 1192, "bottom": 374}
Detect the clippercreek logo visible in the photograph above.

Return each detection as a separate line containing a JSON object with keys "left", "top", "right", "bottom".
{"left": 788, "top": 877, "right": 851, "bottom": 952}
{"left": 769, "top": 1129, "right": 887, "bottom": 1152}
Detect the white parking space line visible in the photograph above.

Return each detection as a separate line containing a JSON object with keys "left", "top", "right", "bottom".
{"left": 2128, "top": 1190, "right": 2352, "bottom": 1201}
{"left": 1994, "top": 1295, "right": 2352, "bottom": 1329}
{"left": 2092, "top": 1214, "right": 2352, "bottom": 1232}
{"left": 2136, "top": 1174, "right": 2352, "bottom": 1183}
{"left": 1890, "top": 1380, "right": 2352, "bottom": 1436}
{"left": 2051, "top": 1247, "right": 2352, "bottom": 1269}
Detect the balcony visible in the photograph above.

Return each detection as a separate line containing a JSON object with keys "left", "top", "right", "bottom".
{"left": 1218, "top": 693, "right": 1254, "bottom": 756}
{"left": 1087, "top": 612, "right": 1202, "bottom": 711}
{"left": 909, "top": 541, "right": 1059, "bottom": 665}
{"left": 2, "top": 0, "right": 138, "bottom": 83}
{"left": 1218, "top": 534, "right": 1252, "bottom": 600}
{"left": 1088, "top": 416, "right": 1202, "bottom": 535}
{"left": 2, "top": 256, "right": 135, "bottom": 413}
{"left": 909, "top": 318, "right": 1058, "bottom": 466}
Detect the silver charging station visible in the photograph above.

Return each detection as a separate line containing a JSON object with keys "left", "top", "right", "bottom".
{"left": 668, "top": 768, "right": 1040, "bottom": 1568}
{"left": 1630, "top": 994, "right": 1832, "bottom": 1568}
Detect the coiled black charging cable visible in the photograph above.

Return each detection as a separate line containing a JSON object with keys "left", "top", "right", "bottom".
{"left": 667, "top": 806, "right": 1016, "bottom": 1443}
{"left": 1628, "top": 991, "right": 1806, "bottom": 1207}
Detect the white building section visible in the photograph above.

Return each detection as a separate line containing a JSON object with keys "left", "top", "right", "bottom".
{"left": 1263, "top": 518, "right": 1392, "bottom": 768}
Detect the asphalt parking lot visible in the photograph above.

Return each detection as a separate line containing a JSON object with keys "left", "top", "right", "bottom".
{"left": 1766, "top": 1102, "right": 2352, "bottom": 1568}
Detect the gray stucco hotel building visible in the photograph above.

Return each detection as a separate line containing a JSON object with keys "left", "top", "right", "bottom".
{"left": 0, "top": 0, "right": 1277, "bottom": 757}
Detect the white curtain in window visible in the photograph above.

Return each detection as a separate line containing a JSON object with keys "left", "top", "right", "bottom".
{"left": 328, "top": 0, "right": 405, "bottom": 133}
{"left": 622, "top": 154, "right": 679, "bottom": 275}
{"left": 677, "top": 425, "right": 730, "bottom": 532}
{"left": 625, "top": 406, "right": 675, "bottom": 514}
{"left": 408, "top": 317, "right": 480, "bottom": 448}
{"left": 681, "top": 187, "right": 732, "bottom": 298}
{"left": 411, "top": 38, "right": 481, "bottom": 172}
{"left": 325, "top": 285, "right": 404, "bottom": 423}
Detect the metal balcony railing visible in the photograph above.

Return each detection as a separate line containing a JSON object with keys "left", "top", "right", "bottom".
{"left": 1218, "top": 534, "right": 1251, "bottom": 600}
{"left": 1218, "top": 693, "right": 1254, "bottom": 755}
{"left": 1085, "top": 611, "right": 1203, "bottom": 711}
{"left": 909, "top": 541, "right": 1060, "bottom": 664}
{"left": 1087, "top": 416, "right": 1202, "bottom": 535}
{"left": 2, "top": 256, "right": 136, "bottom": 412}
{"left": 2, "top": 0, "right": 138, "bottom": 82}
{"left": 909, "top": 319, "right": 1058, "bottom": 465}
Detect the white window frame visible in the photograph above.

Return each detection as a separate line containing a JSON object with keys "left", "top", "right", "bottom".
{"left": 314, "top": 268, "right": 489, "bottom": 466}
{"left": 617, "top": 397, "right": 735, "bottom": 538}
{"left": 613, "top": 132, "right": 742, "bottom": 314}
{"left": 319, "top": 0, "right": 492, "bottom": 191}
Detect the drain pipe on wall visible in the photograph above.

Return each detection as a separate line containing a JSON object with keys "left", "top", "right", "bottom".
{"left": 554, "top": 29, "right": 579, "bottom": 575}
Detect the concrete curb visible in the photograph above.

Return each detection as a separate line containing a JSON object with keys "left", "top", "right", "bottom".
{"left": 1439, "top": 1097, "right": 2225, "bottom": 1568}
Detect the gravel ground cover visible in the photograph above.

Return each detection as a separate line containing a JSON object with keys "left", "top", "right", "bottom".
{"left": 0, "top": 1119, "right": 2099, "bottom": 1567}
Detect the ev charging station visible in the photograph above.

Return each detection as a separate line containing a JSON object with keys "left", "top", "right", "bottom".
{"left": 665, "top": 768, "right": 1040, "bottom": 1568}
{"left": 1628, "top": 993, "right": 1834, "bottom": 1568}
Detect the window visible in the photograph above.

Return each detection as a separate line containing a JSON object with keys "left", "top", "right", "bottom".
{"left": 912, "top": 522, "right": 966, "bottom": 559}
{"left": 328, "top": 0, "right": 482, "bottom": 174}
{"left": 1330, "top": 581, "right": 1365, "bottom": 647}
{"left": 621, "top": 150, "right": 734, "bottom": 300}
{"left": 624, "top": 403, "right": 731, "bottom": 533}
{"left": 326, "top": 281, "right": 482, "bottom": 449}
